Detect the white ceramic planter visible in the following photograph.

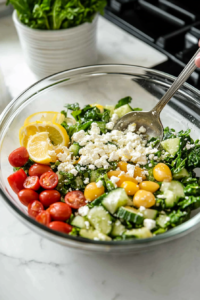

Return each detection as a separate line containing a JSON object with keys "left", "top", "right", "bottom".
{"left": 13, "top": 11, "right": 98, "bottom": 78}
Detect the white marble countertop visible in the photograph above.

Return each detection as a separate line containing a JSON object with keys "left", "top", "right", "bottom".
{"left": 1, "top": 13, "right": 200, "bottom": 300}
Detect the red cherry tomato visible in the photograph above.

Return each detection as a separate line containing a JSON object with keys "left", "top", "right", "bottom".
{"left": 18, "top": 189, "right": 39, "bottom": 206}
{"left": 39, "top": 172, "right": 58, "bottom": 189}
{"left": 48, "top": 221, "right": 72, "bottom": 234}
{"left": 8, "top": 147, "right": 29, "bottom": 167}
{"left": 39, "top": 190, "right": 61, "bottom": 207}
{"left": 28, "top": 200, "right": 44, "bottom": 218}
{"left": 29, "top": 164, "right": 52, "bottom": 177}
{"left": 36, "top": 210, "right": 51, "bottom": 226}
{"left": 7, "top": 169, "right": 27, "bottom": 194}
{"left": 23, "top": 176, "right": 40, "bottom": 190}
{"left": 49, "top": 202, "right": 72, "bottom": 221}
{"left": 65, "top": 190, "right": 86, "bottom": 209}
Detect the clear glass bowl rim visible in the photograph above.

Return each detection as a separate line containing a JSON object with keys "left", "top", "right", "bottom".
{"left": 1, "top": 63, "right": 200, "bottom": 250}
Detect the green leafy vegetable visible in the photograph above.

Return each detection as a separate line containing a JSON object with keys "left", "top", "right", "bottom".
{"left": 114, "top": 96, "right": 132, "bottom": 109}
{"left": 7, "top": 0, "right": 107, "bottom": 30}
{"left": 178, "top": 196, "right": 200, "bottom": 210}
{"left": 65, "top": 102, "right": 80, "bottom": 111}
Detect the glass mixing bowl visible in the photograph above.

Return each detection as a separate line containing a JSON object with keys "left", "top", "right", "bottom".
{"left": 0, "top": 65, "right": 200, "bottom": 254}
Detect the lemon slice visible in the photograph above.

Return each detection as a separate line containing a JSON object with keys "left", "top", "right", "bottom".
{"left": 27, "top": 132, "right": 53, "bottom": 164}
{"left": 24, "top": 111, "right": 65, "bottom": 126}
{"left": 19, "top": 121, "right": 69, "bottom": 148}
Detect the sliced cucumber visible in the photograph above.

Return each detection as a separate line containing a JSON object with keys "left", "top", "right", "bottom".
{"left": 80, "top": 229, "right": 111, "bottom": 241}
{"left": 161, "top": 180, "right": 184, "bottom": 207}
{"left": 114, "top": 104, "right": 132, "bottom": 118}
{"left": 161, "top": 138, "right": 180, "bottom": 156}
{"left": 102, "top": 188, "right": 128, "bottom": 214}
{"left": 111, "top": 220, "right": 126, "bottom": 237}
{"left": 75, "top": 176, "right": 83, "bottom": 189}
{"left": 71, "top": 216, "right": 86, "bottom": 229}
{"left": 156, "top": 215, "right": 170, "bottom": 228}
{"left": 88, "top": 193, "right": 107, "bottom": 208}
{"left": 117, "top": 206, "right": 144, "bottom": 225}
{"left": 140, "top": 208, "right": 158, "bottom": 220}
{"left": 173, "top": 168, "right": 189, "bottom": 179}
{"left": 124, "top": 227, "right": 153, "bottom": 239}
{"left": 87, "top": 206, "right": 112, "bottom": 235}
{"left": 104, "top": 105, "right": 115, "bottom": 116}
{"left": 69, "top": 143, "right": 80, "bottom": 156}
{"left": 90, "top": 170, "right": 100, "bottom": 182}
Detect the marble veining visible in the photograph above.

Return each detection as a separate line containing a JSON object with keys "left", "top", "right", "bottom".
{"left": 0, "top": 14, "right": 200, "bottom": 300}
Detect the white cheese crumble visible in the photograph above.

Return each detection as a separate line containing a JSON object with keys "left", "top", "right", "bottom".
{"left": 139, "top": 206, "right": 146, "bottom": 212}
{"left": 110, "top": 176, "right": 120, "bottom": 187}
{"left": 84, "top": 221, "right": 90, "bottom": 229}
{"left": 111, "top": 113, "right": 119, "bottom": 123}
{"left": 185, "top": 143, "right": 195, "bottom": 150}
{"left": 84, "top": 178, "right": 89, "bottom": 184}
{"left": 135, "top": 176, "right": 142, "bottom": 183}
{"left": 96, "top": 180, "right": 103, "bottom": 188}
{"left": 106, "top": 122, "right": 114, "bottom": 130}
{"left": 78, "top": 206, "right": 89, "bottom": 217}
{"left": 139, "top": 126, "right": 146, "bottom": 133}
{"left": 127, "top": 123, "right": 136, "bottom": 132}
{"left": 143, "top": 219, "right": 156, "bottom": 230}
{"left": 127, "top": 164, "right": 135, "bottom": 177}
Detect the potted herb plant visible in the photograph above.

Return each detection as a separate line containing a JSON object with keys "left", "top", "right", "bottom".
{"left": 8, "top": 0, "right": 106, "bottom": 77}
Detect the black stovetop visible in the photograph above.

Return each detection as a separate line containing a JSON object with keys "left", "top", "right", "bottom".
{"left": 104, "top": 0, "right": 200, "bottom": 88}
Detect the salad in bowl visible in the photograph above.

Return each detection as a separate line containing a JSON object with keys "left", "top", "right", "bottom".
{"left": 7, "top": 96, "right": 200, "bottom": 241}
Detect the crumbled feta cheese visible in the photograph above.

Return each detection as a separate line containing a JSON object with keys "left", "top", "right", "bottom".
{"left": 88, "top": 164, "right": 95, "bottom": 170}
{"left": 106, "top": 122, "right": 114, "bottom": 130}
{"left": 139, "top": 206, "right": 146, "bottom": 212}
{"left": 127, "top": 123, "right": 136, "bottom": 132}
{"left": 149, "top": 163, "right": 152, "bottom": 167}
{"left": 135, "top": 176, "right": 142, "bottom": 183}
{"left": 149, "top": 154, "right": 154, "bottom": 160}
{"left": 156, "top": 194, "right": 166, "bottom": 199}
{"left": 143, "top": 219, "right": 156, "bottom": 230}
{"left": 84, "top": 221, "right": 90, "bottom": 229}
{"left": 69, "top": 168, "right": 78, "bottom": 176}
{"left": 110, "top": 176, "right": 120, "bottom": 187}
{"left": 93, "top": 237, "right": 100, "bottom": 241}
{"left": 72, "top": 130, "right": 86, "bottom": 142}
{"left": 96, "top": 180, "right": 103, "bottom": 188}
{"left": 84, "top": 178, "right": 89, "bottom": 184}
{"left": 109, "top": 151, "right": 119, "bottom": 161}
{"left": 166, "top": 217, "right": 170, "bottom": 222}
{"left": 78, "top": 206, "right": 89, "bottom": 217}
{"left": 111, "top": 113, "right": 119, "bottom": 123}
{"left": 127, "top": 164, "right": 135, "bottom": 177}
{"left": 185, "top": 143, "right": 195, "bottom": 150}
{"left": 139, "top": 126, "right": 146, "bottom": 133}
{"left": 89, "top": 123, "right": 100, "bottom": 135}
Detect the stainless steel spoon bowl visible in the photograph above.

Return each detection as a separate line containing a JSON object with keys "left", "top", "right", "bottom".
{"left": 114, "top": 48, "right": 200, "bottom": 140}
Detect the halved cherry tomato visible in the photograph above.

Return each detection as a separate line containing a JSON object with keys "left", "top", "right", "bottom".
{"left": 39, "top": 190, "right": 61, "bottom": 207}
{"left": 49, "top": 202, "right": 72, "bottom": 221}
{"left": 28, "top": 200, "right": 44, "bottom": 218}
{"left": 39, "top": 172, "right": 58, "bottom": 190}
{"left": 18, "top": 189, "right": 39, "bottom": 206}
{"left": 8, "top": 147, "right": 29, "bottom": 167}
{"left": 7, "top": 169, "right": 27, "bottom": 194}
{"left": 29, "top": 163, "right": 52, "bottom": 177}
{"left": 65, "top": 190, "right": 86, "bottom": 209}
{"left": 48, "top": 221, "right": 72, "bottom": 234}
{"left": 36, "top": 210, "right": 51, "bottom": 226}
{"left": 23, "top": 176, "right": 40, "bottom": 190}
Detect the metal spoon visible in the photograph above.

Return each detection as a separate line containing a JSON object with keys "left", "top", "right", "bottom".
{"left": 114, "top": 47, "right": 200, "bottom": 140}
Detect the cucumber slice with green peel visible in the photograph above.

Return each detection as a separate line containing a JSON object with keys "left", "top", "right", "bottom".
{"left": 104, "top": 105, "right": 115, "bottom": 116}
{"left": 161, "top": 180, "right": 184, "bottom": 206}
{"left": 87, "top": 206, "right": 112, "bottom": 235}
{"left": 69, "top": 143, "right": 80, "bottom": 156}
{"left": 124, "top": 227, "right": 153, "bottom": 239}
{"left": 88, "top": 193, "right": 107, "bottom": 208}
{"left": 71, "top": 216, "right": 86, "bottom": 229}
{"left": 111, "top": 220, "right": 126, "bottom": 237}
{"left": 114, "top": 104, "right": 132, "bottom": 118}
{"left": 116, "top": 206, "right": 144, "bottom": 225}
{"left": 90, "top": 170, "right": 100, "bottom": 182}
{"left": 80, "top": 229, "right": 111, "bottom": 241}
{"left": 173, "top": 168, "right": 189, "bottom": 179}
{"left": 102, "top": 188, "right": 129, "bottom": 214}
{"left": 161, "top": 138, "right": 180, "bottom": 156}
{"left": 139, "top": 208, "right": 158, "bottom": 220}
{"left": 156, "top": 215, "right": 170, "bottom": 228}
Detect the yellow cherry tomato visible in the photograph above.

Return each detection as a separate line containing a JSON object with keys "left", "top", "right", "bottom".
{"left": 153, "top": 163, "right": 172, "bottom": 182}
{"left": 117, "top": 162, "right": 146, "bottom": 180}
{"left": 117, "top": 161, "right": 128, "bottom": 172}
{"left": 133, "top": 190, "right": 156, "bottom": 208}
{"left": 120, "top": 181, "right": 139, "bottom": 196}
{"left": 107, "top": 171, "right": 137, "bottom": 187}
{"left": 84, "top": 182, "right": 105, "bottom": 202}
{"left": 139, "top": 181, "right": 160, "bottom": 193}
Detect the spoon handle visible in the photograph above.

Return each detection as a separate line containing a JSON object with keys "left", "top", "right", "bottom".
{"left": 152, "top": 47, "right": 200, "bottom": 115}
